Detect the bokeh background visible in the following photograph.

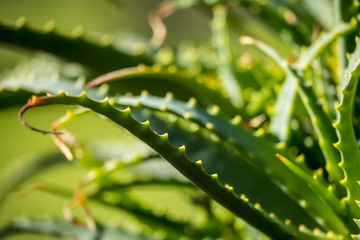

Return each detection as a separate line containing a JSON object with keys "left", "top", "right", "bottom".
{"left": 0, "top": 1, "right": 217, "bottom": 239}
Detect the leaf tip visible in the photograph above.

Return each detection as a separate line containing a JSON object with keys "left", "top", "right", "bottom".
{"left": 231, "top": 115, "right": 242, "bottom": 125}
{"left": 165, "top": 91, "right": 174, "bottom": 100}
{"left": 44, "top": 20, "right": 56, "bottom": 32}
{"left": 224, "top": 183, "right": 234, "bottom": 192}
{"left": 275, "top": 153, "right": 284, "bottom": 161}
{"left": 240, "top": 194, "right": 249, "bottom": 202}
{"left": 211, "top": 173, "right": 218, "bottom": 180}
{"left": 239, "top": 36, "right": 255, "bottom": 45}
{"left": 71, "top": 25, "right": 84, "bottom": 38}
{"left": 16, "top": 16, "right": 26, "bottom": 28}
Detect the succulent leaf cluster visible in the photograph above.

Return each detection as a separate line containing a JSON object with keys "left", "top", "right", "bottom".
{"left": 1, "top": 1, "right": 360, "bottom": 239}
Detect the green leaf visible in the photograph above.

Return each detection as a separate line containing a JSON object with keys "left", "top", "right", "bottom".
{"left": 0, "top": 152, "right": 65, "bottom": 204}
{"left": 0, "top": 217, "right": 155, "bottom": 240}
{"left": 86, "top": 65, "right": 238, "bottom": 116}
{"left": 111, "top": 93, "right": 349, "bottom": 233}
{"left": 20, "top": 92, "right": 351, "bottom": 238}
{"left": 240, "top": 36, "right": 344, "bottom": 193}
{"left": 333, "top": 45, "right": 360, "bottom": 226}
{"left": 0, "top": 18, "right": 152, "bottom": 74}
{"left": 211, "top": 4, "right": 244, "bottom": 108}
{"left": 269, "top": 75, "right": 297, "bottom": 142}
{"left": 268, "top": 18, "right": 357, "bottom": 142}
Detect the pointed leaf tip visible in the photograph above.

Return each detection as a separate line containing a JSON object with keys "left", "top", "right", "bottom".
{"left": 254, "top": 203, "right": 261, "bottom": 210}
{"left": 16, "top": 16, "right": 26, "bottom": 28}
{"left": 240, "top": 194, "right": 249, "bottom": 202}
{"left": 239, "top": 36, "right": 255, "bottom": 45}
{"left": 187, "top": 97, "right": 197, "bottom": 106}
{"left": 178, "top": 145, "right": 186, "bottom": 152}
{"left": 141, "top": 90, "right": 149, "bottom": 96}
{"left": 211, "top": 173, "right": 218, "bottom": 179}
{"left": 121, "top": 106, "right": 131, "bottom": 113}
{"left": 224, "top": 184, "right": 234, "bottom": 191}
{"left": 275, "top": 153, "right": 284, "bottom": 161}
{"left": 165, "top": 92, "right": 174, "bottom": 99}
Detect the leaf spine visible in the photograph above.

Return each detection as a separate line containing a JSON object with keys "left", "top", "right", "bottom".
{"left": 254, "top": 128, "right": 265, "bottom": 137}
{"left": 141, "top": 90, "right": 149, "bottom": 97}
{"left": 141, "top": 120, "right": 150, "bottom": 126}
{"left": 240, "top": 194, "right": 249, "bottom": 202}
{"left": 101, "top": 34, "right": 114, "bottom": 46}
{"left": 79, "top": 91, "right": 87, "bottom": 98}
{"left": 134, "top": 100, "right": 141, "bottom": 107}
{"left": 231, "top": 115, "right": 242, "bottom": 124}
{"left": 165, "top": 92, "right": 173, "bottom": 100}
{"left": 72, "top": 25, "right": 84, "bottom": 38}
{"left": 298, "top": 200, "right": 307, "bottom": 208}
{"left": 187, "top": 97, "right": 197, "bottom": 107}
{"left": 205, "top": 123, "right": 214, "bottom": 129}
{"left": 168, "top": 65, "right": 178, "bottom": 73}
{"left": 254, "top": 203, "right": 261, "bottom": 210}
{"left": 298, "top": 224, "right": 306, "bottom": 231}
{"left": 121, "top": 106, "right": 131, "bottom": 114}
{"left": 178, "top": 145, "right": 186, "bottom": 152}
{"left": 224, "top": 184, "right": 234, "bottom": 191}
{"left": 160, "top": 104, "right": 168, "bottom": 111}
{"left": 137, "top": 63, "right": 146, "bottom": 72}
{"left": 183, "top": 112, "right": 192, "bottom": 119}
{"left": 207, "top": 105, "right": 220, "bottom": 115}
{"left": 44, "top": 20, "right": 55, "bottom": 32}
{"left": 152, "top": 64, "right": 162, "bottom": 72}
{"left": 211, "top": 173, "right": 218, "bottom": 180}
{"left": 16, "top": 16, "right": 26, "bottom": 28}
{"left": 313, "top": 228, "right": 320, "bottom": 235}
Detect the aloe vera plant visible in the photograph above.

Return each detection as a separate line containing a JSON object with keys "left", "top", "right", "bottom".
{"left": 2, "top": 0, "right": 360, "bottom": 239}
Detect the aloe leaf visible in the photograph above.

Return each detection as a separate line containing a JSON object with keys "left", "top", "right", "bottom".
{"left": 93, "top": 188, "right": 341, "bottom": 240}
{"left": 245, "top": 74, "right": 279, "bottom": 117}
{"left": 0, "top": 18, "right": 152, "bottom": 74}
{"left": 268, "top": 19, "right": 357, "bottom": 142}
{"left": 0, "top": 53, "right": 82, "bottom": 108}
{"left": 1, "top": 58, "right": 238, "bottom": 116}
{"left": 1, "top": 65, "right": 346, "bottom": 232}
{"left": 110, "top": 93, "right": 352, "bottom": 232}
{"left": 0, "top": 152, "right": 65, "bottom": 204}
{"left": 128, "top": 108, "right": 323, "bottom": 228}
{"left": 0, "top": 217, "right": 155, "bottom": 240}
{"left": 334, "top": 0, "right": 348, "bottom": 84}
{"left": 211, "top": 4, "right": 243, "bottom": 108}
{"left": 19, "top": 92, "right": 335, "bottom": 239}
{"left": 275, "top": 154, "right": 345, "bottom": 216}
{"left": 269, "top": 75, "right": 297, "bottom": 142}
{"left": 240, "top": 36, "right": 344, "bottom": 191}
{"left": 301, "top": 0, "right": 334, "bottom": 30}
{"left": 83, "top": 156, "right": 186, "bottom": 186}
{"left": 296, "top": 18, "right": 357, "bottom": 72}
{"left": 85, "top": 65, "right": 238, "bottom": 116}
{"left": 333, "top": 53, "right": 360, "bottom": 223}
{"left": 342, "top": 37, "right": 360, "bottom": 88}
{"left": 13, "top": 161, "right": 195, "bottom": 239}
{"left": 90, "top": 188, "right": 200, "bottom": 239}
